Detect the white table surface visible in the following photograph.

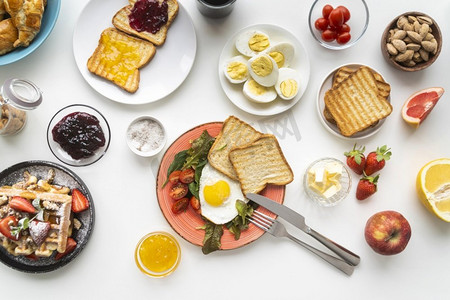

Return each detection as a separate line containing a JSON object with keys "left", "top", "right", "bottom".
{"left": 1, "top": 0, "right": 449, "bottom": 299}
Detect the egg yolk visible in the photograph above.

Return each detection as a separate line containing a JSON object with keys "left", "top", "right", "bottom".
{"left": 251, "top": 56, "right": 273, "bottom": 77}
{"left": 138, "top": 234, "right": 179, "bottom": 273}
{"left": 280, "top": 79, "right": 298, "bottom": 98}
{"left": 248, "top": 79, "right": 270, "bottom": 95}
{"left": 227, "top": 61, "right": 248, "bottom": 80}
{"left": 203, "top": 180, "right": 230, "bottom": 206}
{"left": 268, "top": 51, "right": 285, "bottom": 68}
{"left": 248, "top": 33, "right": 270, "bottom": 52}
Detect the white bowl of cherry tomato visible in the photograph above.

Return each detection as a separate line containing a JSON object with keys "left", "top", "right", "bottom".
{"left": 308, "top": 0, "right": 369, "bottom": 50}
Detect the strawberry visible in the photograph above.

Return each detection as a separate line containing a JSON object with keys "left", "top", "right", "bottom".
{"left": 72, "top": 189, "right": 89, "bottom": 213}
{"left": 29, "top": 220, "right": 51, "bottom": 246}
{"left": 364, "top": 145, "right": 392, "bottom": 175}
{"left": 0, "top": 216, "right": 19, "bottom": 241}
{"left": 9, "top": 196, "right": 36, "bottom": 214}
{"left": 55, "top": 237, "right": 77, "bottom": 260}
{"left": 356, "top": 174, "right": 379, "bottom": 200}
{"left": 344, "top": 144, "right": 366, "bottom": 175}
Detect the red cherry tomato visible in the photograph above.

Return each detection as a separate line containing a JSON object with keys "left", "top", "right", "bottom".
{"left": 338, "top": 23, "right": 351, "bottom": 33}
{"left": 168, "top": 170, "right": 181, "bottom": 184}
{"left": 322, "top": 4, "right": 333, "bottom": 19}
{"left": 336, "top": 32, "right": 351, "bottom": 44}
{"left": 169, "top": 182, "right": 188, "bottom": 200}
{"left": 179, "top": 168, "right": 195, "bottom": 184}
{"left": 328, "top": 8, "right": 344, "bottom": 29}
{"left": 314, "top": 18, "right": 329, "bottom": 31}
{"left": 321, "top": 29, "right": 337, "bottom": 42}
{"left": 190, "top": 196, "right": 201, "bottom": 211}
{"left": 172, "top": 198, "right": 189, "bottom": 214}
{"left": 337, "top": 5, "right": 351, "bottom": 22}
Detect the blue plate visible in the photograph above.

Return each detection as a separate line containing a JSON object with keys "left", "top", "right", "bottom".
{"left": 0, "top": 0, "right": 61, "bottom": 66}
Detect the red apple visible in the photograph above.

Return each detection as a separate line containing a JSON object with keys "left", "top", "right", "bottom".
{"left": 364, "top": 210, "right": 411, "bottom": 255}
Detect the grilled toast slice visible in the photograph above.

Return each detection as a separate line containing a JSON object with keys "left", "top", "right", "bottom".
{"left": 324, "top": 66, "right": 393, "bottom": 137}
{"left": 87, "top": 27, "right": 156, "bottom": 93}
{"left": 229, "top": 134, "right": 294, "bottom": 195}
{"left": 208, "top": 116, "right": 262, "bottom": 181}
{"left": 112, "top": 0, "right": 178, "bottom": 46}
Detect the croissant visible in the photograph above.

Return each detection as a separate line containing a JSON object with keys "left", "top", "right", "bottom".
{"left": 0, "top": 18, "right": 18, "bottom": 55}
{"left": 0, "top": 0, "right": 6, "bottom": 21}
{"left": 4, "top": 0, "right": 44, "bottom": 47}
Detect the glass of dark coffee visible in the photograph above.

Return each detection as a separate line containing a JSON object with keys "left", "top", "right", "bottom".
{"left": 196, "top": 0, "right": 236, "bottom": 18}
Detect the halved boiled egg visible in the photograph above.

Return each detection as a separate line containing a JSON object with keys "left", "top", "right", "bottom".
{"left": 264, "top": 42, "right": 295, "bottom": 68}
{"left": 223, "top": 55, "right": 249, "bottom": 84}
{"left": 199, "top": 163, "right": 246, "bottom": 225}
{"left": 248, "top": 53, "right": 279, "bottom": 87}
{"left": 235, "top": 30, "right": 270, "bottom": 57}
{"left": 275, "top": 68, "right": 300, "bottom": 100}
{"left": 243, "top": 78, "right": 277, "bottom": 103}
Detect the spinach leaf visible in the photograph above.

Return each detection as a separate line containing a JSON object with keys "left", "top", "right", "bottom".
{"left": 188, "top": 159, "right": 207, "bottom": 199}
{"left": 226, "top": 200, "right": 254, "bottom": 240}
{"left": 183, "top": 130, "right": 215, "bottom": 170}
{"left": 161, "top": 150, "right": 188, "bottom": 188}
{"left": 202, "top": 221, "right": 223, "bottom": 255}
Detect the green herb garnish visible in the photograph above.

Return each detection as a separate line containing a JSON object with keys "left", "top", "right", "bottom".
{"left": 10, "top": 198, "right": 44, "bottom": 238}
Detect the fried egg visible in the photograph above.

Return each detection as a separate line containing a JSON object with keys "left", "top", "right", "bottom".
{"left": 248, "top": 53, "right": 279, "bottom": 87}
{"left": 235, "top": 30, "right": 270, "bottom": 57}
{"left": 243, "top": 78, "right": 277, "bottom": 103}
{"left": 199, "top": 163, "right": 246, "bottom": 224}
{"left": 223, "top": 55, "right": 249, "bottom": 84}
{"left": 264, "top": 42, "right": 295, "bottom": 68}
{"left": 275, "top": 68, "right": 300, "bottom": 100}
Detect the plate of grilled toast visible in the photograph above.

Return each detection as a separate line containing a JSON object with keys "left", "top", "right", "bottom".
{"left": 0, "top": 0, "right": 61, "bottom": 66}
{"left": 73, "top": 0, "right": 196, "bottom": 104}
{"left": 0, "top": 161, "right": 94, "bottom": 273}
{"left": 317, "top": 64, "right": 392, "bottom": 139}
{"left": 156, "top": 117, "right": 292, "bottom": 251}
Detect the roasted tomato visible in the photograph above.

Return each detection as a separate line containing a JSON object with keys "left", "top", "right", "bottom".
{"left": 172, "top": 198, "right": 189, "bottom": 214}
{"left": 179, "top": 168, "right": 195, "bottom": 184}
{"left": 169, "top": 182, "right": 189, "bottom": 200}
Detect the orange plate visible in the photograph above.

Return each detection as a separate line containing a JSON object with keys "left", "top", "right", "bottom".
{"left": 156, "top": 122, "right": 285, "bottom": 250}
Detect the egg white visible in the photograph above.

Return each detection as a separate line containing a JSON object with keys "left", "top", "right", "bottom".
{"left": 199, "top": 163, "right": 246, "bottom": 225}
{"left": 264, "top": 42, "right": 295, "bottom": 68}
{"left": 223, "top": 55, "right": 249, "bottom": 84}
{"left": 248, "top": 53, "right": 279, "bottom": 87}
{"left": 243, "top": 79, "right": 277, "bottom": 104}
{"left": 235, "top": 30, "right": 271, "bottom": 57}
{"left": 275, "top": 68, "right": 300, "bottom": 100}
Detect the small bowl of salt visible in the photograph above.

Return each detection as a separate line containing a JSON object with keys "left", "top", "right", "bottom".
{"left": 126, "top": 116, "right": 167, "bottom": 157}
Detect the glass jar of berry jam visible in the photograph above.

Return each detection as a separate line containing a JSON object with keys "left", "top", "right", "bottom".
{"left": 0, "top": 78, "right": 42, "bottom": 136}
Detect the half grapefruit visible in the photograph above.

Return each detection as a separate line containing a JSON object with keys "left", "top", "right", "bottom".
{"left": 401, "top": 87, "right": 444, "bottom": 128}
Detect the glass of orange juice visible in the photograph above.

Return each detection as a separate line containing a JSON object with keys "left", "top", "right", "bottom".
{"left": 135, "top": 231, "right": 181, "bottom": 278}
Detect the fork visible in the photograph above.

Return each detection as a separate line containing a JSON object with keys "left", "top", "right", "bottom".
{"left": 248, "top": 210, "right": 354, "bottom": 276}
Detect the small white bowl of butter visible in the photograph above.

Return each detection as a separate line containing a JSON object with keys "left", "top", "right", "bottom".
{"left": 303, "top": 157, "right": 351, "bottom": 207}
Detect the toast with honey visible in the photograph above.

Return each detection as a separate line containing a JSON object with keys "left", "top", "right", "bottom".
{"left": 87, "top": 27, "right": 156, "bottom": 93}
{"left": 229, "top": 134, "right": 294, "bottom": 195}
{"left": 112, "top": 0, "right": 179, "bottom": 46}
{"left": 208, "top": 116, "right": 262, "bottom": 181}
{"left": 324, "top": 66, "right": 393, "bottom": 137}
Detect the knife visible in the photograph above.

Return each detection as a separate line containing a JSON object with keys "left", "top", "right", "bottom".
{"left": 246, "top": 193, "right": 361, "bottom": 266}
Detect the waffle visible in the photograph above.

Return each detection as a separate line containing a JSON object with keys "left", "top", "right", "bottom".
{"left": 208, "top": 116, "right": 263, "bottom": 181}
{"left": 229, "top": 134, "right": 294, "bottom": 195}
{"left": 112, "top": 0, "right": 179, "bottom": 46}
{"left": 324, "top": 66, "right": 393, "bottom": 137}
{"left": 87, "top": 27, "right": 156, "bottom": 93}
{"left": 0, "top": 187, "right": 72, "bottom": 257}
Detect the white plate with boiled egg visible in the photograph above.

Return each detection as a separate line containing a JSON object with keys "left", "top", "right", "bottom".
{"left": 219, "top": 24, "right": 310, "bottom": 116}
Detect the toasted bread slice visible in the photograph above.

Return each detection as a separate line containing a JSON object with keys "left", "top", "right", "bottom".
{"left": 87, "top": 27, "right": 156, "bottom": 93}
{"left": 332, "top": 66, "right": 391, "bottom": 99}
{"left": 112, "top": 0, "right": 178, "bottom": 46}
{"left": 208, "top": 116, "right": 262, "bottom": 181}
{"left": 229, "top": 134, "right": 293, "bottom": 195}
{"left": 324, "top": 66, "right": 393, "bottom": 137}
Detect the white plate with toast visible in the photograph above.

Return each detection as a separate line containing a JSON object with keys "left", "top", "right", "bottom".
{"left": 73, "top": 0, "right": 196, "bottom": 104}
{"left": 317, "top": 63, "right": 392, "bottom": 140}
{"left": 219, "top": 24, "right": 310, "bottom": 116}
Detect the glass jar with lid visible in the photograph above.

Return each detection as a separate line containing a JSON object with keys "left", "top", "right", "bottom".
{"left": 0, "top": 78, "right": 42, "bottom": 136}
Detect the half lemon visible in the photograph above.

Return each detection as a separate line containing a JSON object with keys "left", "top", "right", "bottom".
{"left": 417, "top": 158, "right": 450, "bottom": 222}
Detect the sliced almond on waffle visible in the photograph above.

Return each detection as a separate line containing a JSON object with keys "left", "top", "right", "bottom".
{"left": 324, "top": 66, "right": 393, "bottom": 137}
